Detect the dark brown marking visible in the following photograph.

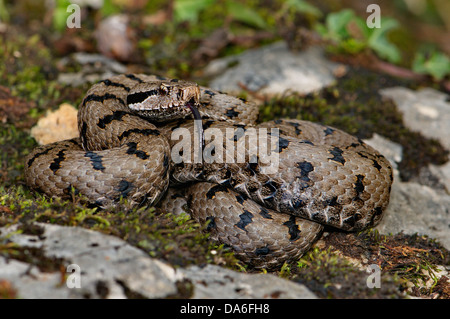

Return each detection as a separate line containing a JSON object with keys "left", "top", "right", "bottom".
{"left": 255, "top": 245, "right": 271, "bottom": 256}
{"left": 125, "top": 74, "right": 144, "bottom": 83}
{"left": 80, "top": 121, "right": 88, "bottom": 146}
{"left": 206, "top": 184, "right": 229, "bottom": 199}
{"left": 83, "top": 93, "right": 125, "bottom": 108}
{"left": 163, "top": 154, "right": 169, "bottom": 168}
{"left": 354, "top": 174, "right": 365, "bottom": 195}
{"left": 277, "top": 137, "right": 290, "bottom": 153}
{"left": 116, "top": 180, "right": 134, "bottom": 198}
{"left": 372, "top": 159, "right": 382, "bottom": 171}
{"left": 225, "top": 107, "right": 239, "bottom": 118}
{"left": 235, "top": 210, "right": 253, "bottom": 231}
{"left": 287, "top": 121, "right": 302, "bottom": 135}
{"left": 328, "top": 147, "right": 345, "bottom": 165}
{"left": 97, "top": 110, "right": 130, "bottom": 129}
{"left": 27, "top": 148, "right": 51, "bottom": 167}
{"left": 283, "top": 216, "right": 301, "bottom": 241}
{"left": 118, "top": 128, "right": 160, "bottom": 141}
{"left": 126, "top": 90, "right": 159, "bottom": 105}
{"left": 49, "top": 150, "right": 66, "bottom": 173}
{"left": 205, "top": 216, "right": 216, "bottom": 231}
{"left": 235, "top": 194, "right": 246, "bottom": 205}
{"left": 204, "top": 90, "right": 216, "bottom": 96}
{"left": 100, "top": 79, "right": 131, "bottom": 92}
{"left": 296, "top": 161, "right": 314, "bottom": 182}
{"left": 259, "top": 207, "right": 272, "bottom": 219}
{"left": 126, "top": 142, "right": 149, "bottom": 160}
{"left": 323, "top": 127, "right": 335, "bottom": 136}
{"left": 84, "top": 151, "right": 105, "bottom": 171}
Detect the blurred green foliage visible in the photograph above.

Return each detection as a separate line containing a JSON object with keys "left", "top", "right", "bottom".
{"left": 413, "top": 47, "right": 450, "bottom": 80}
{"left": 315, "top": 9, "right": 401, "bottom": 63}
{"left": 1, "top": 0, "right": 448, "bottom": 80}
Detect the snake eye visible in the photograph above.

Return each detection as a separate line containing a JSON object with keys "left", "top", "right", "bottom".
{"left": 159, "top": 84, "right": 169, "bottom": 95}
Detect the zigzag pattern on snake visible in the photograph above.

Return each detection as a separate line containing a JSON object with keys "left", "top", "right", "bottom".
{"left": 24, "top": 74, "right": 393, "bottom": 269}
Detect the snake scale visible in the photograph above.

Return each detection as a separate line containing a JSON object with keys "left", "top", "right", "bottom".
{"left": 24, "top": 74, "right": 393, "bottom": 269}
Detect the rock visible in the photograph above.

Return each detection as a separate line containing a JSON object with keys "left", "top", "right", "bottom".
{"left": 429, "top": 161, "right": 450, "bottom": 193}
{"left": 179, "top": 264, "right": 317, "bottom": 299}
{"left": 0, "top": 223, "right": 180, "bottom": 298}
{"left": 374, "top": 87, "right": 450, "bottom": 250}
{"left": 377, "top": 181, "right": 450, "bottom": 250}
{"left": 0, "top": 223, "right": 317, "bottom": 299}
{"left": 57, "top": 53, "right": 128, "bottom": 86}
{"left": 379, "top": 87, "right": 450, "bottom": 150}
{"left": 204, "top": 41, "right": 345, "bottom": 95}
{"left": 30, "top": 103, "right": 78, "bottom": 145}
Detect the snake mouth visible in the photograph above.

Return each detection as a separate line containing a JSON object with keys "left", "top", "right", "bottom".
{"left": 186, "top": 98, "right": 202, "bottom": 121}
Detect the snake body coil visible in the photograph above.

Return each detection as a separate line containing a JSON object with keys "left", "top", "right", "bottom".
{"left": 25, "top": 74, "right": 393, "bottom": 269}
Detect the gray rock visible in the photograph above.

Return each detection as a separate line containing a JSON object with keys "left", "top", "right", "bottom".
{"left": 369, "top": 87, "right": 450, "bottom": 249}
{"left": 429, "top": 161, "right": 450, "bottom": 193}
{"left": 204, "top": 41, "right": 344, "bottom": 95}
{"left": 57, "top": 53, "right": 127, "bottom": 86}
{"left": 0, "top": 223, "right": 180, "bottom": 299}
{"left": 379, "top": 87, "right": 450, "bottom": 150}
{"left": 0, "top": 223, "right": 317, "bottom": 299}
{"left": 179, "top": 264, "right": 317, "bottom": 299}
{"left": 0, "top": 257, "right": 69, "bottom": 299}
{"left": 377, "top": 181, "right": 450, "bottom": 250}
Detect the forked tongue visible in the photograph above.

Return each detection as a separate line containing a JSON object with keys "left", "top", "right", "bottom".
{"left": 188, "top": 103, "right": 204, "bottom": 160}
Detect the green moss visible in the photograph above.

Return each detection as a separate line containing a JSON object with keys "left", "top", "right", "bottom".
{"left": 319, "top": 229, "right": 450, "bottom": 298}
{"left": 362, "top": 230, "right": 449, "bottom": 296}
{"left": 0, "top": 240, "right": 67, "bottom": 273}
{"left": 0, "top": 31, "right": 85, "bottom": 118}
{"left": 0, "top": 184, "right": 240, "bottom": 269}
{"left": 287, "top": 246, "right": 402, "bottom": 298}
{"left": 0, "top": 33, "right": 53, "bottom": 99}
{"left": 0, "top": 125, "right": 36, "bottom": 187}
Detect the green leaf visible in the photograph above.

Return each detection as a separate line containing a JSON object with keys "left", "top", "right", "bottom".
{"left": 226, "top": 0, "right": 267, "bottom": 29}
{"left": 101, "top": 0, "right": 121, "bottom": 17}
{"left": 53, "top": 0, "right": 72, "bottom": 32}
{"left": 325, "top": 9, "right": 355, "bottom": 41}
{"left": 0, "top": 0, "right": 9, "bottom": 22}
{"left": 174, "top": 0, "right": 214, "bottom": 23}
{"left": 370, "top": 36, "right": 401, "bottom": 63}
{"left": 367, "top": 17, "right": 399, "bottom": 43}
{"left": 284, "top": 0, "right": 322, "bottom": 17}
{"left": 314, "top": 23, "right": 328, "bottom": 37}
{"left": 413, "top": 51, "right": 450, "bottom": 80}
{"left": 352, "top": 16, "right": 371, "bottom": 39}
{"left": 367, "top": 18, "right": 401, "bottom": 63}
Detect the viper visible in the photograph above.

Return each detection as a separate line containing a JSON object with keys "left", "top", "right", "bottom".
{"left": 24, "top": 74, "right": 393, "bottom": 269}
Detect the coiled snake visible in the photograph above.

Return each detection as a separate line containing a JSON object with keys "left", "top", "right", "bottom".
{"left": 24, "top": 74, "right": 393, "bottom": 269}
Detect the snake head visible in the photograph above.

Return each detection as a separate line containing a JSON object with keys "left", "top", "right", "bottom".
{"left": 127, "top": 79, "right": 201, "bottom": 122}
